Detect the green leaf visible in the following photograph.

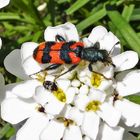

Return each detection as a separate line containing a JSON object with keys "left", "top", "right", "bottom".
{"left": 57, "top": 0, "right": 70, "bottom": 4}
{"left": 122, "top": 4, "right": 135, "bottom": 22}
{"left": 0, "top": 124, "right": 14, "bottom": 139}
{"left": 66, "top": 0, "right": 90, "bottom": 15}
{"left": 76, "top": 8, "right": 106, "bottom": 32}
{"left": 107, "top": 10, "right": 140, "bottom": 56}
{"left": 0, "top": 13, "right": 30, "bottom": 23}
{"left": 131, "top": 8, "right": 140, "bottom": 21}
{"left": 47, "top": 0, "right": 56, "bottom": 26}
{"left": 124, "top": 95, "right": 140, "bottom": 105}
{"left": 28, "top": 0, "right": 46, "bottom": 28}
{"left": 32, "top": 31, "right": 43, "bottom": 42}
{"left": 12, "top": 0, "right": 30, "bottom": 13}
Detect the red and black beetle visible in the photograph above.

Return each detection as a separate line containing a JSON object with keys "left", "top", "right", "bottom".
{"left": 33, "top": 35, "right": 118, "bottom": 79}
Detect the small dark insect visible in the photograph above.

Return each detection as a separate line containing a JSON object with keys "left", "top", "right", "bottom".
{"left": 112, "top": 89, "right": 121, "bottom": 105}
{"left": 43, "top": 80, "right": 58, "bottom": 91}
{"left": 32, "top": 35, "right": 119, "bottom": 79}
{"left": 37, "top": 105, "right": 45, "bottom": 113}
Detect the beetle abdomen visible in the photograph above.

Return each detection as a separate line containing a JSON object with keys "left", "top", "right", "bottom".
{"left": 33, "top": 41, "right": 84, "bottom": 64}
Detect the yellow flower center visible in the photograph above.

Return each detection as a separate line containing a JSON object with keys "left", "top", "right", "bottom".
{"left": 53, "top": 88, "right": 66, "bottom": 103}
{"left": 86, "top": 100, "right": 101, "bottom": 112}
{"left": 91, "top": 72, "right": 102, "bottom": 88}
{"left": 57, "top": 117, "right": 75, "bottom": 127}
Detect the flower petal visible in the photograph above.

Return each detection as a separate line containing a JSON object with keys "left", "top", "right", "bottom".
{"left": 57, "top": 79, "right": 71, "bottom": 91}
{"left": 1, "top": 98, "right": 36, "bottom": 124}
{"left": 116, "top": 70, "right": 140, "bottom": 96}
{"left": 88, "top": 88, "right": 106, "bottom": 102}
{"left": 40, "top": 120, "right": 65, "bottom": 140}
{"left": 22, "top": 56, "right": 45, "bottom": 75}
{"left": 12, "top": 80, "right": 40, "bottom": 98}
{"left": 4, "top": 49, "right": 29, "bottom": 80}
{"left": 0, "top": 0, "right": 10, "bottom": 9}
{"left": 65, "top": 87, "right": 76, "bottom": 104}
{"left": 63, "top": 125, "right": 82, "bottom": 140}
{"left": 34, "top": 86, "right": 51, "bottom": 106}
{"left": 44, "top": 95, "right": 65, "bottom": 115}
{"left": 16, "top": 113, "right": 49, "bottom": 140}
{"left": 20, "top": 42, "right": 38, "bottom": 62}
{"left": 115, "top": 99, "right": 140, "bottom": 127}
{"left": 88, "top": 26, "right": 107, "bottom": 44}
{"left": 44, "top": 22, "right": 79, "bottom": 41}
{"left": 83, "top": 38, "right": 93, "bottom": 48}
{"left": 99, "top": 32, "right": 121, "bottom": 55}
{"left": 67, "top": 107, "right": 84, "bottom": 126}
{"left": 81, "top": 112, "right": 100, "bottom": 140}
{"left": 4, "top": 83, "right": 19, "bottom": 99}
{"left": 112, "top": 51, "right": 138, "bottom": 72}
{"left": 83, "top": 136, "right": 91, "bottom": 140}
{"left": 97, "top": 123, "right": 124, "bottom": 140}
{"left": 79, "top": 85, "right": 89, "bottom": 96}
{"left": 74, "top": 95, "right": 90, "bottom": 111}
{"left": 97, "top": 102, "right": 121, "bottom": 127}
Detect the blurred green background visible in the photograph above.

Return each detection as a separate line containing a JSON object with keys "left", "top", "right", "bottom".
{"left": 0, "top": 0, "right": 140, "bottom": 139}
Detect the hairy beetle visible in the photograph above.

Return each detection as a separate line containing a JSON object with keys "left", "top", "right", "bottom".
{"left": 33, "top": 35, "right": 119, "bottom": 79}
{"left": 43, "top": 80, "right": 58, "bottom": 91}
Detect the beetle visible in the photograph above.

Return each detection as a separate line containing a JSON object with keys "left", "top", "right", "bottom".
{"left": 33, "top": 35, "right": 119, "bottom": 79}
{"left": 43, "top": 80, "right": 58, "bottom": 91}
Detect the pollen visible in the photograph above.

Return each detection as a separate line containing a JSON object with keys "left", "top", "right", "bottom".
{"left": 53, "top": 88, "right": 66, "bottom": 103}
{"left": 57, "top": 117, "right": 75, "bottom": 127}
{"left": 91, "top": 72, "right": 102, "bottom": 88}
{"left": 35, "top": 72, "right": 47, "bottom": 83}
{"left": 86, "top": 100, "right": 101, "bottom": 112}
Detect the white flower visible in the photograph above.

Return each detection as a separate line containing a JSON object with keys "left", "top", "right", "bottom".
{"left": 73, "top": 88, "right": 121, "bottom": 139}
{"left": 0, "top": 0, "right": 10, "bottom": 9}
{"left": 1, "top": 90, "right": 54, "bottom": 140}
{"left": 79, "top": 26, "right": 138, "bottom": 91}
{"left": 111, "top": 70, "right": 140, "bottom": 128}
{"left": 2, "top": 22, "right": 139, "bottom": 140}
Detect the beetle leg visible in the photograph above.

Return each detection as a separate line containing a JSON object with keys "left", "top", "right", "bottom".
{"left": 44, "top": 64, "right": 62, "bottom": 70}
{"left": 29, "top": 64, "right": 62, "bottom": 77}
{"left": 55, "top": 64, "right": 78, "bottom": 80}
{"left": 55, "top": 35, "right": 66, "bottom": 42}
{"left": 88, "top": 63, "right": 112, "bottom": 80}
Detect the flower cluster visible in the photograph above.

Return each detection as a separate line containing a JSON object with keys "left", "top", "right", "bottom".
{"left": 1, "top": 22, "right": 140, "bottom": 140}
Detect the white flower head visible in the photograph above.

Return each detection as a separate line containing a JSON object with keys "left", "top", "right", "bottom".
{"left": 1, "top": 22, "right": 139, "bottom": 140}
{"left": 111, "top": 70, "right": 140, "bottom": 128}
{"left": 78, "top": 26, "right": 138, "bottom": 93}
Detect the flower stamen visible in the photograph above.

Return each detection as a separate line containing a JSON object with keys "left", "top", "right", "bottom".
{"left": 36, "top": 104, "right": 45, "bottom": 113}
{"left": 86, "top": 100, "right": 101, "bottom": 112}
{"left": 91, "top": 73, "right": 102, "bottom": 88}
{"left": 35, "top": 72, "right": 47, "bottom": 83}
{"left": 57, "top": 117, "right": 75, "bottom": 127}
